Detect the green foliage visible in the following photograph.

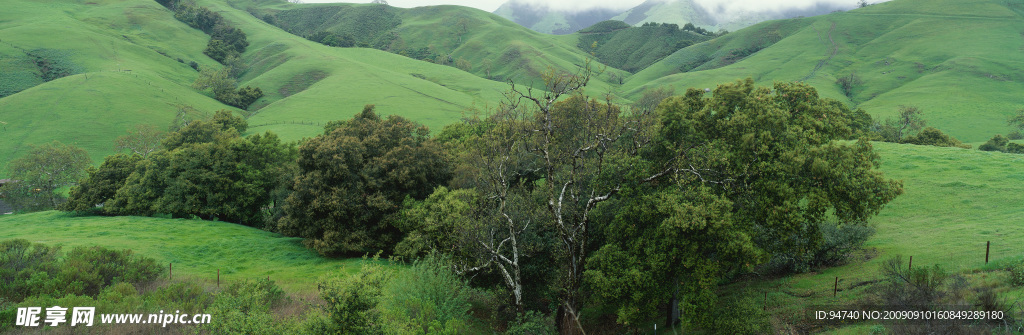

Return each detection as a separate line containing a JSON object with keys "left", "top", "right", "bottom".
{"left": 204, "top": 278, "right": 289, "bottom": 335}
{"left": 204, "top": 39, "right": 238, "bottom": 64}
{"left": 378, "top": 254, "right": 472, "bottom": 334}
{"left": 1008, "top": 262, "right": 1024, "bottom": 287}
{"left": 6, "top": 141, "right": 91, "bottom": 211}
{"left": 192, "top": 67, "right": 263, "bottom": 109}
{"left": 901, "top": 127, "right": 970, "bottom": 149}
{"left": 880, "top": 256, "right": 948, "bottom": 306}
{"left": 318, "top": 259, "right": 394, "bottom": 334}
{"left": 836, "top": 72, "right": 863, "bottom": 98}
{"left": 760, "top": 221, "right": 876, "bottom": 274}
{"left": 114, "top": 124, "right": 167, "bottom": 158}
{"left": 588, "top": 79, "right": 901, "bottom": 330}
{"left": 109, "top": 124, "right": 294, "bottom": 225}
{"left": 979, "top": 134, "right": 1009, "bottom": 152}
{"left": 577, "top": 22, "right": 711, "bottom": 73}
{"left": 0, "top": 239, "right": 161, "bottom": 302}
{"left": 505, "top": 310, "right": 555, "bottom": 335}
{"left": 702, "top": 290, "right": 772, "bottom": 334}
{"left": 64, "top": 153, "right": 143, "bottom": 214}
{"left": 277, "top": 105, "right": 451, "bottom": 256}
{"left": 395, "top": 187, "right": 478, "bottom": 259}
{"left": 874, "top": 105, "right": 927, "bottom": 143}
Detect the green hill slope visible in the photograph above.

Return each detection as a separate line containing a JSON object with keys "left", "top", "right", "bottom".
{"left": 246, "top": 1, "right": 630, "bottom": 92}
{"left": 0, "top": 0, "right": 518, "bottom": 174}
{"left": 627, "top": 0, "right": 1024, "bottom": 142}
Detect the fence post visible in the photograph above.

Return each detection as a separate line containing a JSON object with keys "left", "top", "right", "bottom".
{"left": 169, "top": 263, "right": 172, "bottom": 280}
{"left": 833, "top": 277, "right": 838, "bottom": 297}
{"left": 986, "top": 241, "right": 990, "bottom": 264}
{"left": 908, "top": 256, "right": 912, "bottom": 270}
{"left": 217, "top": 269, "right": 220, "bottom": 288}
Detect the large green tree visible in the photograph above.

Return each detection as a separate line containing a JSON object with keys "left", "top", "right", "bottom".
{"left": 6, "top": 141, "right": 91, "bottom": 211}
{"left": 586, "top": 79, "right": 903, "bottom": 329}
{"left": 103, "top": 112, "right": 294, "bottom": 226}
{"left": 276, "top": 105, "right": 451, "bottom": 256}
{"left": 63, "top": 153, "right": 142, "bottom": 213}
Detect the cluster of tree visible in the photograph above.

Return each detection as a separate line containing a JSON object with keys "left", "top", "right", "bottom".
{"left": 870, "top": 105, "right": 970, "bottom": 148}
{"left": 64, "top": 111, "right": 294, "bottom": 226}
{"left": 38, "top": 68, "right": 902, "bottom": 332}
{"left": 156, "top": 0, "right": 262, "bottom": 109}
{"left": 375, "top": 74, "right": 901, "bottom": 332}
{"left": 192, "top": 67, "right": 264, "bottom": 109}
{"left": 304, "top": 31, "right": 356, "bottom": 48}
{"left": 156, "top": 0, "right": 249, "bottom": 64}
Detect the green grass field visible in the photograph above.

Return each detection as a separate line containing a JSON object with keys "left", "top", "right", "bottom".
{"left": 720, "top": 141, "right": 1024, "bottom": 332}
{"left": 0, "top": 211, "right": 366, "bottom": 293}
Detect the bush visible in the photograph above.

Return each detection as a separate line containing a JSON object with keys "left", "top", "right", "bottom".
{"left": 979, "top": 134, "right": 1009, "bottom": 152}
{"left": 317, "top": 259, "right": 394, "bottom": 334}
{"left": 378, "top": 254, "right": 472, "bottom": 334}
{"left": 0, "top": 240, "right": 162, "bottom": 301}
{"left": 901, "top": 127, "right": 970, "bottom": 149}
{"left": 505, "top": 310, "right": 554, "bottom": 335}
{"left": 759, "top": 221, "right": 875, "bottom": 274}
{"left": 204, "top": 278, "right": 288, "bottom": 335}
{"left": 1006, "top": 142, "right": 1024, "bottom": 154}
{"left": 701, "top": 290, "right": 772, "bottom": 334}
{"left": 1007, "top": 131, "right": 1024, "bottom": 140}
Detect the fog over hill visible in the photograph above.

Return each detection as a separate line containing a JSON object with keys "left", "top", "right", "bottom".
{"left": 495, "top": 0, "right": 875, "bottom": 34}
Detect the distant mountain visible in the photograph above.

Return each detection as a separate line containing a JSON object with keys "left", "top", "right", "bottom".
{"left": 492, "top": 2, "right": 621, "bottom": 35}
{"left": 496, "top": 0, "right": 852, "bottom": 34}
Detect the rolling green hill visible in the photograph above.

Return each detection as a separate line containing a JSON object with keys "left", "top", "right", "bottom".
{"left": 0, "top": 0, "right": 518, "bottom": 174}
{"left": 576, "top": 20, "right": 713, "bottom": 74}
{"left": 245, "top": 1, "right": 630, "bottom": 93}
{"left": 627, "top": 0, "right": 1024, "bottom": 142}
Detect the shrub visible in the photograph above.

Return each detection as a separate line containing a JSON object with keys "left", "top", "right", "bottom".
{"left": 204, "top": 278, "right": 288, "bottom": 335}
{"left": 979, "top": 134, "right": 1009, "bottom": 152}
{"left": 701, "top": 290, "right": 772, "bottom": 334}
{"left": 901, "top": 127, "right": 970, "bottom": 149}
{"left": 378, "top": 254, "right": 472, "bottom": 334}
{"left": 505, "top": 310, "right": 554, "bottom": 335}
{"left": 1006, "top": 142, "right": 1024, "bottom": 154}
{"left": 317, "top": 259, "right": 394, "bottom": 334}
{"left": 759, "top": 221, "right": 875, "bottom": 274}
{"left": 1007, "top": 131, "right": 1024, "bottom": 140}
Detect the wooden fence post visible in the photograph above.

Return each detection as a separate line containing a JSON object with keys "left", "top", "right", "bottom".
{"left": 833, "top": 277, "right": 838, "bottom": 297}
{"left": 169, "top": 263, "right": 172, "bottom": 280}
{"left": 217, "top": 269, "right": 220, "bottom": 288}
{"left": 908, "top": 256, "right": 912, "bottom": 270}
{"left": 986, "top": 241, "right": 991, "bottom": 264}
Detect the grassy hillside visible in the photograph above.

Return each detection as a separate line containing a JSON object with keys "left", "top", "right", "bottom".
{"left": 247, "top": 1, "right": 630, "bottom": 95}
{"left": 628, "top": 0, "right": 1024, "bottom": 143}
{"left": 576, "top": 20, "right": 713, "bottom": 74}
{"left": 0, "top": 211, "right": 365, "bottom": 292}
{"left": 0, "top": 0, "right": 519, "bottom": 174}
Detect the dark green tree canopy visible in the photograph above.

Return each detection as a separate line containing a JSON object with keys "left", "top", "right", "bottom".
{"left": 64, "top": 153, "right": 142, "bottom": 213}
{"left": 585, "top": 79, "right": 903, "bottom": 328}
{"left": 277, "top": 105, "right": 451, "bottom": 256}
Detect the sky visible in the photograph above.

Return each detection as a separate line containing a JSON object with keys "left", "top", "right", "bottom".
{"left": 300, "top": 0, "right": 873, "bottom": 13}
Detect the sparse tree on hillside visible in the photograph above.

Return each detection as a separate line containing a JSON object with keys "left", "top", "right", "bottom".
{"left": 7, "top": 141, "right": 91, "bottom": 210}
{"left": 115, "top": 124, "right": 166, "bottom": 158}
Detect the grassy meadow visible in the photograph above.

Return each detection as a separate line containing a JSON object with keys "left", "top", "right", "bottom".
{"left": 0, "top": 211, "right": 367, "bottom": 293}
